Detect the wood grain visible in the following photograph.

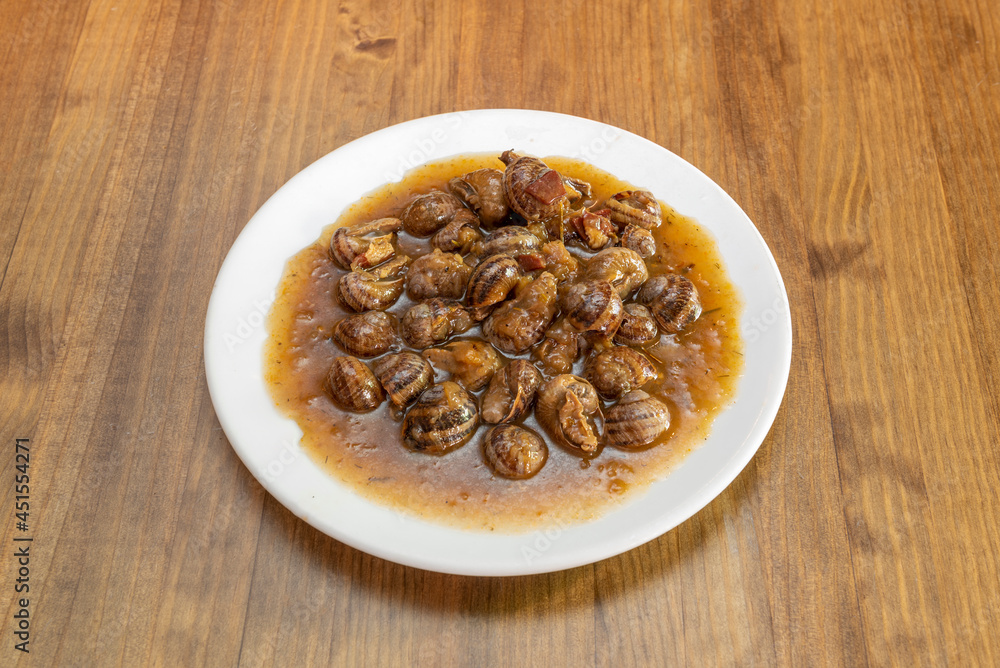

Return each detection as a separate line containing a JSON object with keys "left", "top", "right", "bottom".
{"left": 1, "top": 0, "right": 998, "bottom": 665}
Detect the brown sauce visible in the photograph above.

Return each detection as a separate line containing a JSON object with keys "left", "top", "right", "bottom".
{"left": 264, "top": 154, "right": 743, "bottom": 532}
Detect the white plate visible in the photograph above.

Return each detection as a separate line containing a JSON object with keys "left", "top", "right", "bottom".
{"left": 204, "top": 110, "right": 792, "bottom": 576}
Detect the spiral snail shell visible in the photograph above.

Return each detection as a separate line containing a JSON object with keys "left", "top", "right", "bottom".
{"left": 583, "top": 346, "right": 657, "bottom": 401}
{"left": 535, "top": 374, "right": 604, "bottom": 456}
{"left": 583, "top": 248, "right": 649, "bottom": 299}
{"left": 331, "top": 311, "right": 399, "bottom": 358}
{"left": 480, "top": 359, "right": 543, "bottom": 425}
{"left": 326, "top": 356, "right": 384, "bottom": 412}
{"left": 500, "top": 150, "right": 568, "bottom": 221}
{"left": 401, "top": 382, "right": 479, "bottom": 454}
{"left": 637, "top": 274, "right": 702, "bottom": 334}
{"left": 448, "top": 168, "right": 509, "bottom": 229}
{"left": 603, "top": 390, "right": 671, "bottom": 449}
{"left": 483, "top": 424, "right": 548, "bottom": 479}
{"left": 605, "top": 190, "right": 662, "bottom": 230}
{"left": 465, "top": 254, "right": 521, "bottom": 312}
{"left": 399, "top": 299, "right": 473, "bottom": 349}
{"left": 337, "top": 270, "right": 405, "bottom": 312}
{"left": 613, "top": 304, "right": 659, "bottom": 347}
{"left": 561, "top": 280, "right": 624, "bottom": 337}
{"left": 371, "top": 352, "right": 435, "bottom": 409}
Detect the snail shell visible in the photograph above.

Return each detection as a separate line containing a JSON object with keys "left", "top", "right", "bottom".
{"left": 500, "top": 150, "right": 567, "bottom": 221}
{"left": 568, "top": 210, "right": 617, "bottom": 251}
{"left": 326, "top": 356, "right": 384, "bottom": 412}
{"left": 583, "top": 346, "right": 657, "bottom": 401}
{"left": 372, "top": 352, "right": 435, "bottom": 409}
{"left": 535, "top": 374, "right": 604, "bottom": 456}
{"left": 561, "top": 280, "right": 624, "bottom": 337}
{"left": 465, "top": 254, "right": 521, "bottom": 311}
{"left": 329, "top": 217, "right": 402, "bottom": 269}
{"left": 636, "top": 275, "right": 669, "bottom": 304}
{"left": 448, "top": 168, "right": 509, "bottom": 228}
{"left": 401, "top": 381, "right": 479, "bottom": 454}
{"left": 431, "top": 209, "right": 482, "bottom": 255}
{"left": 613, "top": 304, "right": 659, "bottom": 347}
{"left": 337, "top": 270, "right": 405, "bottom": 312}
{"left": 620, "top": 224, "right": 656, "bottom": 259}
{"left": 401, "top": 190, "right": 466, "bottom": 237}
{"left": 583, "top": 248, "right": 649, "bottom": 299}
{"left": 421, "top": 340, "right": 502, "bottom": 392}
{"left": 483, "top": 424, "right": 548, "bottom": 479}
{"left": 331, "top": 311, "right": 399, "bottom": 358}
{"left": 399, "top": 298, "right": 474, "bottom": 349}
{"left": 406, "top": 248, "right": 472, "bottom": 301}
{"left": 483, "top": 272, "right": 559, "bottom": 355}
{"left": 481, "top": 359, "right": 543, "bottom": 424}
{"left": 481, "top": 226, "right": 541, "bottom": 259}
{"left": 638, "top": 274, "right": 702, "bottom": 334}
{"left": 605, "top": 190, "right": 662, "bottom": 230}
{"left": 603, "top": 390, "right": 671, "bottom": 449}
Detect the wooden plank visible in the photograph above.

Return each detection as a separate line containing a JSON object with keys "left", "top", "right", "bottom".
{"left": 1, "top": 0, "right": 999, "bottom": 664}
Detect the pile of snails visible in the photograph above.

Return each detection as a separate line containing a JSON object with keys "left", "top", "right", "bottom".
{"left": 323, "top": 150, "right": 702, "bottom": 480}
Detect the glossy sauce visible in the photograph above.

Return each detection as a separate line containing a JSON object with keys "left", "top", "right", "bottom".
{"left": 264, "top": 154, "right": 743, "bottom": 532}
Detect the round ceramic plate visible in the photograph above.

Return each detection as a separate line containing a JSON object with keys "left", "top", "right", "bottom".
{"left": 204, "top": 109, "right": 792, "bottom": 576}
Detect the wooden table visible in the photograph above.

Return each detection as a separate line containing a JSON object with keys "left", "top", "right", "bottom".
{"left": 2, "top": 0, "right": 998, "bottom": 664}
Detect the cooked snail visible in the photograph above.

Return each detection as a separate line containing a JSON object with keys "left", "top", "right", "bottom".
{"left": 620, "top": 224, "right": 656, "bottom": 259}
{"left": 534, "top": 317, "right": 582, "bottom": 375}
{"left": 613, "top": 304, "right": 659, "bottom": 347}
{"left": 500, "top": 150, "right": 568, "bottom": 221}
{"left": 329, "top": 217, "right": 402, "bottom": 269}
{"left": 535, "top": 375, "right": 604, "bottom": 456}
{"left": 481, "top": 225, "right": 541, "bottom": 259}
{"left": 406, "top": 248, "right": 472, "bottom": 301}
{"left": 399, "top": 298, "right": 473, "bottom": 349}
{"left": 372, "top": 352, "right": 435, "bottom": 409}
{"left": 605, "top": 189, "right": 662, "bottom": 230}
{"left": 480, "top": 359, "right": 544, "bottom": 425}
{"left": 482, "top": 272, "right": 559, "bottom": 355}
{"left": 603, "top": 390, "right": 671, "bottom": 449}
{"left": 401, "top": 190, "right": 466, "bottom": 237}
{"left": 583, "top": 247, "right": 649, "bottom": 299}
{"left": 431, "top": 209, "right": 482, "bottom": 255}
{"left": 448, "top": 168, "right": 509, "bottom": 228}
{"left": 637, "top": 274, "right": 702, "bottom": 334}
{"left": 401, "top": 381, "right": 479, "bottom": 454}
{"left": 483, "top": 424, "right": 548, "bottom": 479}
{"left": 584, "top": 346, "right": 657, "bottom": 401}
{"left": 337, "top": 268, "right": 405, "bottom": 312}
{"left": 331, "top": 311, "right": 399, "bottom": 358}
{"left": 561, "top": 279, "right": 624, "bottom": 337}
{"left": 326, "top": 356, "right": 384, "bottom": 412}
{"left": 465, "top": 254, "right": 521, "bottom": 314}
